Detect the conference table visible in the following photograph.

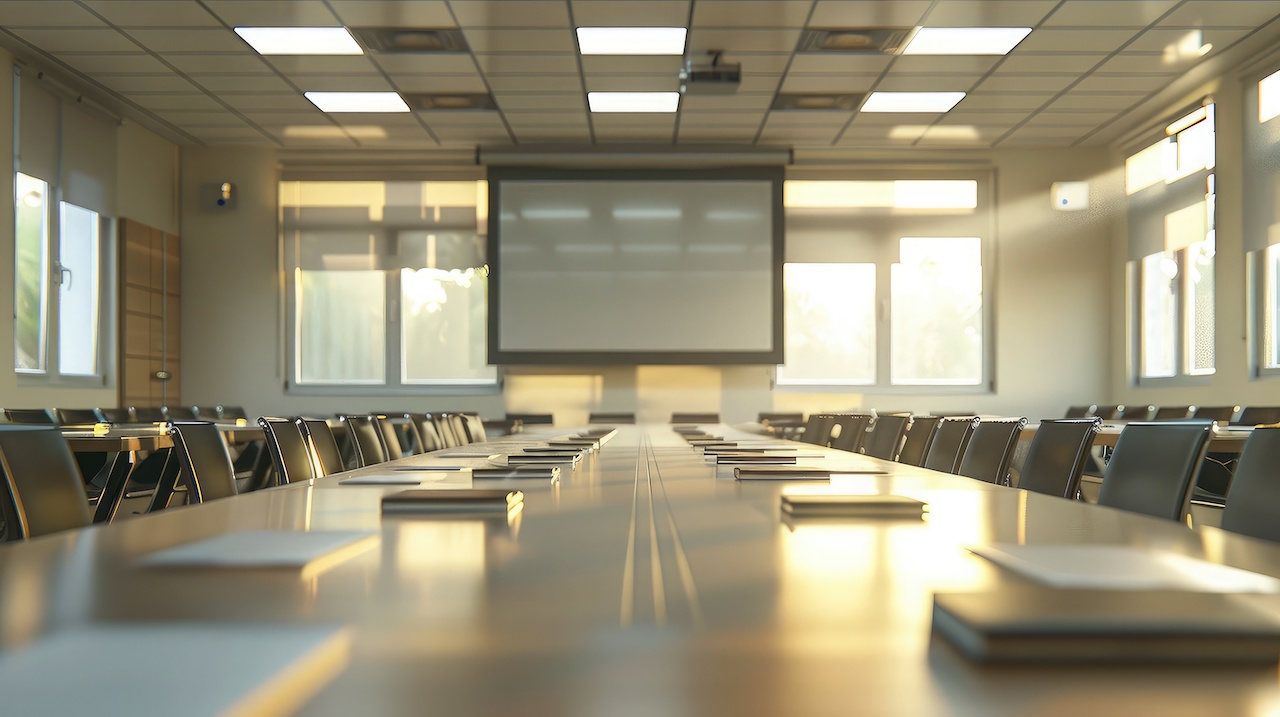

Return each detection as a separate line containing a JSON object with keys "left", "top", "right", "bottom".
{"left": 2, "top": 424, "right": 1279, "bottom": 715}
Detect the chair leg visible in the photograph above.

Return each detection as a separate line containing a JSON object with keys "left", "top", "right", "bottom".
{"left": 92, "top": 451, "right": 136, "bottom": 524}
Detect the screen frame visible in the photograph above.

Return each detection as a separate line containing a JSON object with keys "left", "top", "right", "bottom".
{"left": 487, "top": 166, "right": 785, "bottom": 366}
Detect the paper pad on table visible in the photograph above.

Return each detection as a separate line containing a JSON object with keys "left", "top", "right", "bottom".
{"left": 141, "top": 530, "right": 377, "bottom": 577}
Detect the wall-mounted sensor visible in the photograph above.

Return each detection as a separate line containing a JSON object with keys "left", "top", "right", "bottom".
{"left": 1051, "top": 181, "right": 1088, "bottom": 211}
{"left": 202, "top": 182, "right": 236, "bottom": 211}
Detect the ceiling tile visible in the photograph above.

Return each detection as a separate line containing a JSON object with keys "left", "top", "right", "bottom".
{"left": 514, "top": 127, "right": 594, "bottom": 142}
{"left": 922, "top": 0, "right": 1059, "bottom": 26}
{"left": 433, "top": 127, "right": 514, "bottom": 144}
{"left": 692, "top": 1, "right": 812, "bottom": 27}
{"left": 191, "top": 75, "right": 296, "bottom": 93}
{"left": 463, "top": 29, "right": 576, "bottom": 53}
{"left": 688, "top": 29, "right": 801, "bottom": 54}
{"left": 504, "top": 111, "right": 589, "bottom": 128}
{"left": 955, "top": 93, "right": 1056, "bottom": 111}
{"left": 265, "top": 56, "right": 380, "bottom": 74}
{"left": 450, "top": 2, "right": 571, "bottom": 27}
{"left": 166, "top": 54, "right": 272, "bottom": 74}
{"left": 188, "top": 126, "right": 272, "bottom": 140}
{"left": 1046, "top": 94, "right": 1138, "bottom": 112}
{"left": 681, "top": 94, "right": 774, "bottom": 111}
{"left": 374, "top": 54, "right": 478, "bottom": 74}
{"left": 1159, "top": 1, "right": 1280, "bottom": 28}
{"left": 787, "top": 54, "right": 891, "bottom": 74}
{"left": 11, "top": 28, "right": 139, "bottom": 52}
{"left": 153, "top": 109, "right": 245, "bottom": 125}
{"left": 487, "top": 75, "right": 582, "bottom": 93}
{"left": 1126, "top": 27, "right": 1251, "bottom": 53}
{"left": 132, "top": 93, "right": 226, "bottom": 111}
{"left": 807, "top": 1, "right": 930, "bottom": 27}
{"left": 327, "top": 1, "right": 455, "bottom": 27}
{"left": 1072, "top": 74, "right": 1172, "bottom": 92}
{"left": 581, "top": 57, "right": 684, "bottom": 75}
{"left": 202, "top": 0, "right": 339, "bottom": 26}
{"left": 494, "top": 93, "right": 587, "bottom": 111}
{"left": 96, "top": 74, "right": 201, "bottom": 93}
{"left": 82, "top": 0, "right": 220, "bottom": 27}
{"left": 998, "top": 53, "right": 1107, "bottom": 73}
{"left": 726, "top": 53, "right": 795, "bottom": 74}
{"left": 295, "top": 74, "right": 394, "bottom": 91}
{"left": 592, "top": 115, "right": 677, "bottom": 130}
{"left": 0, "top": 1, "right": 106, "bottom": 27}
{"left": 891, "top": 56, "right": 1001, "bottom": 75}
{"left": 848, "top": 111, "right": 944, "bottom": 126}
{"left": 390, "top": 74, "right": 487, "bottom": 93}
{"left": 1022, "top": 110, "right": 1120, "bottom": 126}
{"left": 219, "top": 93, "right": 314, "bottom": 111}
{"left": 475, "top": 53, "right": 580, "bottom": 74}
{"left": 421, "top": 112, "right": 505, "bottom": 128}
{"left": 758, "top": 127, "right": 839, "bottom": 143}
{"left": 938, "top": 111, "right": 1025, "bottom": 125}
{"left": 570, "top": 0, "right": 690, "bottom": 26}
{"left": 677, "top": 127, "right": 759, "bottom": 142}
{"left": 780, "top": 74, "right": 876, "bottom": 93}
{"left": 1043, "top": 1, "right": 1178, "bottom": 27}
{"left": 60, "top": 53, "right": 173, "bottom": 74}
{"left": 976, "top": 75, "right": 1078, "bottom": 92}
{"left": 241, "top": 111, "right": 330, "bottom": 125}
{"left": 875, "top": 74, "right": 982, "bottom": 92}
{"left": 125, "top": 29, "right": 249, "bottom": 54}
{"left": 765, "top": 112, "right": 851, "bottom": 127}
{"left": 1014, "top": 29, "right": 1139, "bottom": 54}
{"left": 584, "top": 75, "right": 679, "bottom": 92}
{"left": 1092, "top": 52, "right": 1188, "bottom": 74}
{"left": 679, "top": 111, "right": 765, "bottom": 126}
{"left": 998, "top": 126, "right": 1090, "bottom": 145}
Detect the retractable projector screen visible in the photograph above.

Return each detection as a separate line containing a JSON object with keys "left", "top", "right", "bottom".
{"left": 488, "top": 167, "right": 784, "bottom": 365}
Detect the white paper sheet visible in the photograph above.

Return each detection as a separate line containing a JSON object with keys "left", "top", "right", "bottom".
{"left": 141, "top": 530, "right": 377, "bottom": 571}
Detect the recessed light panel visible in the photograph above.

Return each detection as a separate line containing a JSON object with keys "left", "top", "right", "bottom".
{"left": 588, "top": 92, "right": 680, "bottom": 113}
{"left": 576, "top": 27, "right": 687, "bottom": 55}
{"left": 305, "top": 92, "right": 410, "bottom": 113}
{"left": 861, "top": 92, "right": 965, "bottom": 113}
{"left": 901, "top": 27, "right": 1031, "bottom": 56}
{"left": 235, "top": 27, "right": 363, "bottom": 55}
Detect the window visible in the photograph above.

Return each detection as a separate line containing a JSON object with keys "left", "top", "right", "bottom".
{"left": 777, "top": 178, "right": 990, "bottom": 390}
{"left": 1246, "top": 68, "right": 1280, "bottom": 375}
{"left": 282, "top": 180, "right": 496, "bottom": 391}
{"left": 1127, "top": 104, "right": 1215, "bottom": 382}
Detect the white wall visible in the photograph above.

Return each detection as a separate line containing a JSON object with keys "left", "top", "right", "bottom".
{"left": 178, "top": 145, "right": 1117, "bottom": 424}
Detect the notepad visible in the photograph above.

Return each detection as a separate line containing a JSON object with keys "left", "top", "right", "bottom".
{"left": 472, "top": 467, "right": 560, "bottom": 481}
{"left": 381, "top": 489, "right": 523, "bottom": 515}
{"left": 715, "top": 454, "right": 805, "bottom": 464}
{"left": 968, "top": 544, "right": 1280, "bottom": 593}
{"left": 338, "top": 474, "right": 432, "bottom": 485}
{"left": 504, "top": 453, "right": 580, "bottom": 464}
{"left": 782, "top": 494, "right": 926, "bottom": 517}
{"left": 141, "top": 530, "right": 377, "bottom": 578}
{"left": 931, "top": 588, "right": 1280, "bottom": 663}
{"left": 736, "top": 466, "right": 890, "bottom": 481}
{"left": 0, "top": 624, "right": 351, "bottom": 716}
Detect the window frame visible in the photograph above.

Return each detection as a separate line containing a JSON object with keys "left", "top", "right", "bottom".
{"left": 280, "top": 179, "right": 500, "bottom": 397}
{"left": 775, "top": 170, "right": 996, "bottom": 395}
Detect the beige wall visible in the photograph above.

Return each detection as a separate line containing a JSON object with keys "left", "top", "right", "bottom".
{"left": 117, "top": 122, "right": 180, "bottom": 236}
{"left": 178, "top": 145, "right": 1117, "bottom": 423}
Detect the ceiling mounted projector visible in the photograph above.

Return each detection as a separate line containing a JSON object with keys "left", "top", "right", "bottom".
{"left": 679, "top": 51, "right": 741, "bottom": 95}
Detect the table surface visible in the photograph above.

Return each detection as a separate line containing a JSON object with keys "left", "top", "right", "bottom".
{"left": 3, "top": 425, "right": 1280, "bottom": 716}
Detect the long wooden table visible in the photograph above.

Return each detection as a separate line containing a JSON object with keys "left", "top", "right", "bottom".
{"left": 3, "top": 425, "right": 1280, "bottom": 715}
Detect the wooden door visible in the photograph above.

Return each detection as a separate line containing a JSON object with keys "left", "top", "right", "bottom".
{"left": 119, "top": 219, "right": 180, "bottom": 409}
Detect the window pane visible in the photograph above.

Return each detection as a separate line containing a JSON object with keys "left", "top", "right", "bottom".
{"left": 402, "top": 267, "right": 496, "bottom": 384}
{"left": 1261, "top": 68, "right": 1280, "bottom": 123}
{"left": 1126, "top": 140, "right": 1168, "bottom": 194}
{"left": 58, "top": 203, "right": 100, "bottom": 375}
{"left": 1185, "top": 243, "right": 1214, "bottom": 374}
{"left": 1267, "top": 245, "right": 1280, "bottom": 369}
{"left": 296, "top": 270, "right": 385, "bottom": 384}
{"left": 890, "top": 237, "right": 982, "bottom": 385}
{"left": 14, "top": 173, "right": 48, "bottom": 372}
{"left": 777, "top": 263, "right": 875, "bottom": 384}
{"left": 1140, "top": 251, "right": 1177, "bottom": 378}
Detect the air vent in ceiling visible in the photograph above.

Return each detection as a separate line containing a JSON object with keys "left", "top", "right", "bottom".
{"left": 798, "top": 28, "right": 911, "bottom": 54}
{"left": 403, "top": 93, "right": 498, "bottom": 111}
{"left": 351, "top": 28, "right": 469, "bottom": 53}
{"left": 771, "top": 93, "right": 864, "bottom": 111}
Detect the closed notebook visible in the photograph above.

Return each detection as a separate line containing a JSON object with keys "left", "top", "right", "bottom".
{"left": 506, "top": 453, "right": 580, "bottom": 464}
{"left": 382, "top": 489, "right": 523, "bottom": 515}
{"left": 716, "top": 454, "right": 802, "bottom": 464}
{"left": 931, "top": 588, "right": 1280, "bottom": 663}
{"left": 737, "top": 466, "right": 890, "bottom": 481}
{"left": 472, "top": 467, "right": 560, "bottom": 481}
{"left": 141, "top": 530, "right": 377, "bottom": 578}
{"left": 781, "top": 494, "right": 925, "bottom": 517}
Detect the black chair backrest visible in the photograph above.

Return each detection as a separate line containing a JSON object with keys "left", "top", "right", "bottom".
{"left": 444, "top": 414, "right": 472, "bottom": 446}
{"left": 164, "top": 406, "right": 197, "bottom": 420}
{"left": 1235, "top": 406, "right": 1280, "bottom": 426}
{"left": 897, "top": 416, "right": 942, "bottom": 466}
{"left": 671, "top": 412, "right": 720, "bottom": 424}
{"left": 922, "top": 417, "right": 980, "bottom": 474}
{"left": 1091, "top": 405, "right": 1120, "bottom": 420}
{"left": 97, "top": 407, "right": 132, "bottom": 423}
{"left": 506, "top": 413, "right": 553, "bottom": 425}
{"left": 258, "top": 417, "right": 317, "bottom": 484}
{"left": 1096, "top": 420, "right": 1213, "bottom": 521}
{"left": 192, "top": 406, "right": 220, "bottom": 420}
{"left": 829, "top": 414, "right": 873, "bottom": 453}
{"left": 375, "top": 416, "right": 405, "bottom": 460}
{"left": 957, "top": 418, "right": 1028, "bottom": 484}
{"left": 589, "top": 412, "right": 636, "bottom": 424}
{"left": 342, "top": 415, "right": 388, "bottom": 467}
{"left": 3, "top": 408, "right": 55, "bottom": 424}
{"left": 1220, "top": 428, "right": 1280, "bottom": 542}
{"left": 1152, "top": 406, "right": 1192, "bottom": 421}
{"left": 218, "top": 405, "right": 248, "bottom": 420}
{"left": 0, "top": 426, "right": 92, "bottom": 539}
{"left": 1017, "top": 418, "right": 1102, "bottom": 499}
{"left": 798, "top": 414, "right": 837, "bottom": 446}
{"left": 54, "top": 408, "right": 101, "bottom": 425}
{"left": 1191, "top": 405, "right": 1238, "bottom": 422}
{"left": 1117, "top": 404, "right": 1154, "bottom": 421}
{"left": 1064, "top": 405, "right": 1096, "bottom": 418}
{"left": 131, "top": 406, "right": 165, "bottom": 423}
{"left": 863, "top": 415, "right": 909, "bottom": 460}
{"left": 299, "top": 419, "right": 345, "bottom": 476}
{"left": 461, "top": 414, "right": 487, "bottom": 443}
{"left": 433, "top": 413, "right": 461, "bottom": 448}
{"left": 166, "top": 422, "right": 239, "bottom": 503}
{"left": 406, "top": 413, "right": 444, "bottom": 453}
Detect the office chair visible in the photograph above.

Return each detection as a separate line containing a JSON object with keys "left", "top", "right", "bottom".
{"left": 957, "top": 418, "right": 1028, "bottom": 485}
{"left": 1016, "top": 418, "right": 1101, "bottom": 499}
{"left": 1095, "top": 420, "right": 1213, "bottom": 522}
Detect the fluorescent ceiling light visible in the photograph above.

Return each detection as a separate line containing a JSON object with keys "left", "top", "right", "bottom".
{"left": 305, "top": 92, "right": 409, "bottom": 113}
{"left": 902, "top": 27, "right": 1031, "bottom": 55}
{"left": 588, "top": 92, "right": 679, "bottom": 113}
{"left": 576, "top": 27, "right": 687, "bottom": 55}
{"left": 861, "top": 92, "right": 965, "bottom": 113}
{"left": 235, "top": 27, "right": 363, "bottom": 55}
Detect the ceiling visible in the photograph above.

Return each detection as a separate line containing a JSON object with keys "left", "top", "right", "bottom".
{"left": 2, "top": 0, "right": 1279, "bottom": 153}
